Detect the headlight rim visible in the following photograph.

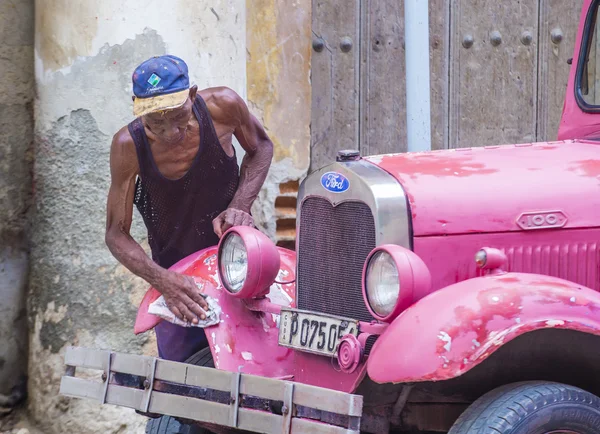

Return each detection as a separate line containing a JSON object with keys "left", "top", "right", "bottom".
{"left": 362, "top": 244, "right": 431, "bottom": 323}
{"left": 364, "top": 250, "right": 400, "bottom": 318}
{"left": 217, "top": 226, "right": 281, "bottom": 299}
{"left": 218, "top": 231, "right": 248, "bottom": 294}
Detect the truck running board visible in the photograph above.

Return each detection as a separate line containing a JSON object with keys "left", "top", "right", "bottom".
{"left": 60, "top": 346, "right": 363, "bottom": 434}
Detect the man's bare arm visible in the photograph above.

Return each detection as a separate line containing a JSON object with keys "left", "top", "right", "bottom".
{"left": 211, "top": 89, "right": 274, "bottom": 236}
{"left": 105, "top": 128, "right": 208, "bottom": 321}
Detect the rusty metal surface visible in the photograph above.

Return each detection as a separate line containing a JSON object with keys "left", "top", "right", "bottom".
{"left": 367, "top": 272, "right": 600, "bottom": 384}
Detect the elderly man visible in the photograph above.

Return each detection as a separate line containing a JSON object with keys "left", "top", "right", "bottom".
{"left": 105, "top": 55, "right": 273, "bottom": 362}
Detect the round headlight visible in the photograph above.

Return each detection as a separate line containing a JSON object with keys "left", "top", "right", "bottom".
{"left": 219, "top": 233, "right": 248, "bottom": 293}
{"left": 362, "top": 244, "right": 431, "bottom": 322}
{"left": 365, "top": 250, "right": 400, "bottom": 317}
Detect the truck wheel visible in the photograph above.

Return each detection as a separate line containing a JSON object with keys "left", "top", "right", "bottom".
{"left": 448, "top": 381, "right": 600, "bottom": 434}
{"left": 145, "top": 347, "right": 214, "bottom": 434}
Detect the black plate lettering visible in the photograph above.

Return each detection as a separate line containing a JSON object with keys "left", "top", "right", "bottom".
{"left": 317, "top": 322, "right": 327, "bottom": 350}
{"left": 308, "top": 320, "right": 319, "bottom": 347}
{"left": 327, "top": 325, "right": 338, "bottom": 352}
{"left": 300, "top": 319, "right": 310, "bottom": 346}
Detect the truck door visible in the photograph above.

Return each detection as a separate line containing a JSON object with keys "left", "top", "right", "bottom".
{"left": 559, "top": 0, "right": 600, "bottom": 140}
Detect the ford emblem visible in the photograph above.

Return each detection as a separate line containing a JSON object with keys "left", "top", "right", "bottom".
{"left": 320, "top": 172, "right": 350, "bottom": 193}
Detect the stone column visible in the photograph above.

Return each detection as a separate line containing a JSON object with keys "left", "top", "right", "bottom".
{"left": 30, "top": 1, "right": 246, "bottom": 432}
{"left": 0, "top": 0, "right": 34, "bottom": 404}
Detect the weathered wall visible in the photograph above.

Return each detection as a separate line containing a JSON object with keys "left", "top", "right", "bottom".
{"left": 30, "top": 1, "right": 246, "bottom": 433}
{"left": 246, "top": 0, "right": 311, "bottom": 248}
{"left": 0, "top": 0, "right": 34, "bottom": 400}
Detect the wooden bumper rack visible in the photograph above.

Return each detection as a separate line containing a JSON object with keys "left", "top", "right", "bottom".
{"left": 60, "top": 346, "right": 363, "bottom": 434}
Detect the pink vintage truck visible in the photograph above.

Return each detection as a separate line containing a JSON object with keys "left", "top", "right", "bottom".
{"left": 61, "top": 1, "right": 600, "bottom": 433}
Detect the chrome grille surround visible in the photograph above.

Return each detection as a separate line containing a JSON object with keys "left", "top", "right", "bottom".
{"left": 295, "top": 159, "right": 412, "bottom": 323}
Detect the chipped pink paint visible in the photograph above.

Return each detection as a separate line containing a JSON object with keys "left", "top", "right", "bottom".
{"left": 367, "top": 273, "right": 600, "bottom": 384}
{"left": 134, "top": 246, "right": 297, "bottom": 378}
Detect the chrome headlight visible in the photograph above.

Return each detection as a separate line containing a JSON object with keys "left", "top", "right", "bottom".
{"left": 365, "top": 250, "right": 400, "bottom": 317}
{"left": 219, "top": 232, "right": 248, "bottom": 293}
{"left": 363, "top": 245, "right": 431, "bottom": 322}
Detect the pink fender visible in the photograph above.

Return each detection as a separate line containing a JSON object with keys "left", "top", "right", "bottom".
{"left": 134, "top": 246, "right": 297, "bottom": 377}
{"left": 367, "top": 272, "right": 600, "bottom": 384}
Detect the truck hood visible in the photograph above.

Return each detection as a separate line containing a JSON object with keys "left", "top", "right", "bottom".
{"left": 365, "top": 140, "right": 600, "bottom": 236}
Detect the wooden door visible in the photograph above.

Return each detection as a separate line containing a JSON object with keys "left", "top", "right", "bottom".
{"left": 537, "top": 0, "right": 585, "bottom": 141}
{"left": 360, "top": 1, "right": 450, "bottom": 156}
{"left": 449, "top": 0, "right": 540, "bottom": 148}
{"left": 310, "top": 0, "right": 361, "bottom": 172}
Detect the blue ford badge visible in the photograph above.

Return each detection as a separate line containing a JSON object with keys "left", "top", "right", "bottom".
{"left": 320, "top": 172, "right": 350, "bottom": 193}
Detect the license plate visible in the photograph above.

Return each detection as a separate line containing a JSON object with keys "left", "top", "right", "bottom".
{"left": 278, "top": 308, "right": 359, "bottom": 357}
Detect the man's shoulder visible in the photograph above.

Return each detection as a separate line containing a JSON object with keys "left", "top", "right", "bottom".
{"left": 199, "top": 86, "right": 245, "bottom": 123}
{"left": 110, "top": 125, "right": 138, "bottom": 162}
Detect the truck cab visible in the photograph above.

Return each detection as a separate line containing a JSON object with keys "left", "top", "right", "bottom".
{"left": 61, "top": 1, "right": 600, "bottom": 433}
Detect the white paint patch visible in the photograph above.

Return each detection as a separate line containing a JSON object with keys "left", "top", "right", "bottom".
{"left": 260, "top": 315, "right": 271, "bottom": 332}
{"left": 463, "top": 358, "right": 469, "bottom": 365}
{"left": 211, "top": 332, "right": 216, "bottom": 345}
{"left": 242, "top": 352, "right": 253, "bottom": 361}
{"left": 225, "top": 344, "right": 232, "bottom": 353}
{"left": 367, "top": 155, "right": 384, "bottom": 165}
{"left": 515, "top": 318, "right": 521, "bottom": 324}
{"left": 570, "top": 297, "right": 576, "bottom": 303}
{"left": 437, "top": 331, "right": 452, "bottom": 352}
{"left": 271, "top": 314, "right": 280, "bottom": 327}
{"left": 546, "top": 320, "right": 565, "bottom": 327}
{"left": 214, "top": 344, "right": 220, "bottom": 354}
{"left": 491, "top": 296, "right": 500, "bottom": 303}
{"left": 472, "top": 339, "right": 481, "bottom": 348}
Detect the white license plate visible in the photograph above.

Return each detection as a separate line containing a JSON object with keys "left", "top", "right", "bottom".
{"left": 278, "top": 308, "right": 359, "bottom": 357}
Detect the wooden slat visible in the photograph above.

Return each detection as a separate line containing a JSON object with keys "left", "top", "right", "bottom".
{"left": 106, "top": 384, "right": 145, "bottom": 410}
{"left": 149, "top": 391, "right": 231, "bottom": 426}
{"left": 237, "top": 408, "right": 284, "bottom": 434}
{"left": 239, "top": 375, "right": 287, "bottom": 401}
{"left": 60, "top": 376, "right": 103, "bottom": 401}
{"left": 64, "top": 346, "right": 107, "bottom": 371}
{"left": 155, "top": 359, "right": 232, "bottom": 392}
{"left": 292, "top": 418, "right": 359, "bottom": 434}
{"left": 62, "top": 347, "right": 364, "bottom": 432}
{"left": 294, "top": 383, "right": 363, "bottom": 417}
{"left": 111, "top": 352, "right": 154, "bottom": 377}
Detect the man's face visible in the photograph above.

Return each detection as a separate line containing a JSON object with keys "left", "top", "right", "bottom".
{"left": 143, "top": 87, "right": 197, "bottom": 144}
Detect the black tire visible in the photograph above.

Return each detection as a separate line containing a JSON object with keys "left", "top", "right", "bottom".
{"left": 145, "top": 348, "right": 214, "bottom": 434}
{"left": 448, "top": 381, "right": 600, "bottom": 434}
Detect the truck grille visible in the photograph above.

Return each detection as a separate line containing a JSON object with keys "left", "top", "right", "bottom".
{"left": 297, "top": 196, "right": 376, "bottom": 323}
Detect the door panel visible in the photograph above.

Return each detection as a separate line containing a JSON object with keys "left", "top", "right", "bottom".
{"left": 361, "top": 0, "right": 450, "bottom": 156}
{"left": 310, "top": 0, "right": 360, "bottom": 172}
{"left": 537, "top": 0, "right": 584, "bottom": 141}
{"left": 449, "top": 0, "right": 539, "bottom": 148}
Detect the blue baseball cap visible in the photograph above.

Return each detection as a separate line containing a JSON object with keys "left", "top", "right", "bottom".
{"left": 132, "top": 55, "right": 191, "bottom": 117}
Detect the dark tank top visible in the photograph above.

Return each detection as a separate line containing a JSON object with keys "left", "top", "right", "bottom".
{"left": 128, "top": 95, "right": 240, "bottom": 268}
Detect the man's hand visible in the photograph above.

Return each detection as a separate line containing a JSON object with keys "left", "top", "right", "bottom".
{"left": 212, "top": 208, "right": 254, "bottom": 238}
{"left": 156, "top": 272, "right": 210, "bottom": 324}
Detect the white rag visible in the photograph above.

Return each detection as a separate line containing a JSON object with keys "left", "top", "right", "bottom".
{"left": 148, "top": 283, "right": 221, "bottom": 328}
